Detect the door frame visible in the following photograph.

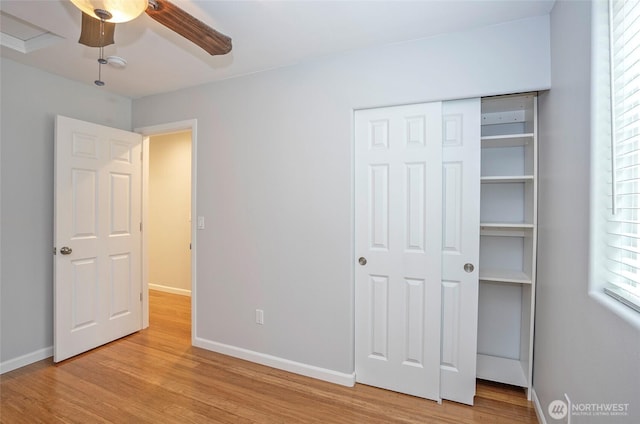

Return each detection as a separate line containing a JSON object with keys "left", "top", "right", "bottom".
{"left": 135, "top": 120, "right": 197, "bottom": 336}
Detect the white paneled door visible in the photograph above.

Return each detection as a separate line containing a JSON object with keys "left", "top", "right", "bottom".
{"left": 440, "top": 99, "right": 481, "bottom": 405}
{"left": 354, "top": 103, "right": 443, "bottom": 400}
{"left": 54, "top": 115, "right": 142, "bottom": 362}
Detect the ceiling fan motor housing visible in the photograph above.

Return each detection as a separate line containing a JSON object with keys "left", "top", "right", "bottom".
{"left": 93, "top": 9, "right": 113, "bottom": 21}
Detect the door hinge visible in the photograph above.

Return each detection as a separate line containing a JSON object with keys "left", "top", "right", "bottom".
{"left": 140, "top": 222, "right": 142, "bottom": 232}
{"left": 140, "top": 292, "right": 143, "bottom": 302}
{"left": 53, "top": 247, "right": 56, "bottom": 255}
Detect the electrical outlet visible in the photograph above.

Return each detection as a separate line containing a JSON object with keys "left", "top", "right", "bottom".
{"left": 255, "top": 309, "right": 264, "bottom": 325}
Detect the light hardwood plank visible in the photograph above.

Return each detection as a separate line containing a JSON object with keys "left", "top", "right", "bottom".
{"left": 0, "top": 290, "right": 538, "bottom": 423}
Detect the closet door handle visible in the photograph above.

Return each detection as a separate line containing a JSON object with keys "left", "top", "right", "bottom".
{"left": 463, "top": 263, "right": 474, "bottom": 273}
{"left": 358, "top": 257, "right": 367, "bottom": 266}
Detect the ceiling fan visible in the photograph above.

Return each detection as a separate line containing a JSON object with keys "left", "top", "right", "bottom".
{"left": 70, "top": 0, "right": 232, "bottom": 85}
{"left": 72, "top": 0, "right": 232, "bottom": 55}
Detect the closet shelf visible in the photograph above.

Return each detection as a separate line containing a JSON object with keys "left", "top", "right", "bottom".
{"left": 479, "top": 268, "right": 532, "bottom": 285}
{"left": 480, "top": 223, "right": 534, "bottom": 237}
{"left": 481, "top": 175, "right": 534, "bottom": 183}
{"left": 481, "top": 133, "right": 534, "bottom": 148}
{"left": 480, "top": 222, "right": 534, "bottom": 229}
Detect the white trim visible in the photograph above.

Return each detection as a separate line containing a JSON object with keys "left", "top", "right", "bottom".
{"left": 0, "top": 346, "right": 53, "bottom": 374}
{"left": 531, "top": 388, "right": 548, "bottom": 424}
{"left": 135, "top": 120, "right": 197, "bottom": 137}
{"left": 193, "top": 337, "right": 356, "bottom": 387}
{"left": 149, "top": 284, "right": 191, "bottom": 297}
{"left": 0, "top": 31, "right": 63, "bottom": 54}
{"left": 604, "top": 286, "right": 640, "bottom": 314}
{"left": 141, "top": 135, "right": 150, "bottom": 329}
{"left": 589, "top": 290, "right": 640, "bottom": 331}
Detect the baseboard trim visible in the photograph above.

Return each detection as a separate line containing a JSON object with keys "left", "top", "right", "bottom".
{"left": 149, "top": 284, "right": 191, "bottom": 297}
{"left": 0, "top": 346, "right": 53, "bottom": 375}
{"left": 531, "top": 388, "right": 548, "bottom": 424}
{"left": 193, "top": 337, "right": 355, "bottom": 387}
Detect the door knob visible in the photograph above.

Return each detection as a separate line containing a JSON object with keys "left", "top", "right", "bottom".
{"left": 464, "top": 263, "right": 474, "bottom": 273}
{"left": 358, "top": 257, "right": 367, "bottom": 266}
{"left": 60, "top": 246, "right": 73, "bottom": 255}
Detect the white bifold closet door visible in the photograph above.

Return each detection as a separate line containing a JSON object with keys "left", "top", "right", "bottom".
{"left": 354, "top": 99, "right": 480, "bottom": 405}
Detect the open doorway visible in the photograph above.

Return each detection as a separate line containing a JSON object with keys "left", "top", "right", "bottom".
{"left": 148, "top": 131, "right": 192, "bottom": 296}
{"left": 138, "top": 120, "right": 197, "bottom": 333}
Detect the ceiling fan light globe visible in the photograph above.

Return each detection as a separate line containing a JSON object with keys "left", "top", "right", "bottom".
{"left": 70, "top": 0, "right": 147, "bottom": 23}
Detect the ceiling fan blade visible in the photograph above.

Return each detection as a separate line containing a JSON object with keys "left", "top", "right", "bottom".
{"left": 145, "top": 0, "right": 232, "bottom": 56}
{"left": 78, "top": 12, "right": 115, "bottom": 48}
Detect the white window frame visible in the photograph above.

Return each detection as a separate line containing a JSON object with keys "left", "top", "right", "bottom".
{"left": 590, "top": 0, "right": 640, "bottom": 330}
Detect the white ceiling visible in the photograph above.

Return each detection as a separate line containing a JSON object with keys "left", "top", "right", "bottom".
{"left": 0, "top": 0, "right": 555, "bottom": 99}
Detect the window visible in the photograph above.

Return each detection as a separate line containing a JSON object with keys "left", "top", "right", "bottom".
{"left": 591, "top": 0, "right": 640, "bottom": 320}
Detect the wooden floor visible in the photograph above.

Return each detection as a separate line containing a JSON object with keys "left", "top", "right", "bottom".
{"left": 1, "top": 291, "right": 538, "bottom": 423}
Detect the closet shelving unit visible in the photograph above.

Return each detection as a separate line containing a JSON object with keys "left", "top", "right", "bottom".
{"left": 476, "top": 93, "right": 537, "bottom": 398}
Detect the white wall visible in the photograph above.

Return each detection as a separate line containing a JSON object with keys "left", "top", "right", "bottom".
{"left": 0, "top": 59, "right": 132, "bottom": 371}
{"left": 536, "top": 1, "right": 640, "bottom": 422}
{"left": 133, "top": 16, "right": 551, "bottom": 377}
{"left": 149, "top": 132, "right": 192, "bottom": 295}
